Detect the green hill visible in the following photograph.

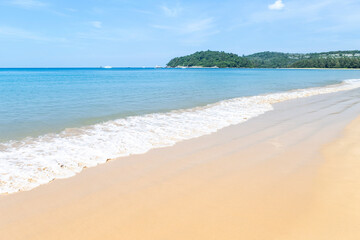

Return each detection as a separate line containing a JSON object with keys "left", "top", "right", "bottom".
{"left": 166, "top": 50, "right": 360, "bottom": 69}
{"left": 247, "top": 50, "right": 360, "bottom": 68}
{"left": 166, "top": 50, "right": 254, "bottom": 68}
{"left": 245, "top": 52, "right": 306, "bottom": 68}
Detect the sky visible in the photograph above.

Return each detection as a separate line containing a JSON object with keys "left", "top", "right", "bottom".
{"left": 0, "top": 0, "right": 360, "bottom": 67}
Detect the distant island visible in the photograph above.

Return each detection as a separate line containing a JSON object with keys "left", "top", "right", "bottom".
{"left": 166, "top": 50, "right": 360, "bottom": 69}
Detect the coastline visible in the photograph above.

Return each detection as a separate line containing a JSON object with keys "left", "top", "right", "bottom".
{"left": 167, "top": 66, "right": 360, "bottom": 70}
{"left": 2, "top": 78, "right": 360, "bottom": 194}
{"left": 1, "top": 88, "right": 360, "bottom": 239}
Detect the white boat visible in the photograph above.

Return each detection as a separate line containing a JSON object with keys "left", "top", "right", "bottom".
{"left": 103, "top": 66, "right": 112, "bottom": 69}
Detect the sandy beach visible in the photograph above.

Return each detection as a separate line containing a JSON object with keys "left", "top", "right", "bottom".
{"left": 1, "top": 88, "right": 360, "bottom": 240}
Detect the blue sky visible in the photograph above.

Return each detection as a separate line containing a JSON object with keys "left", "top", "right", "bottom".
{"left": 0, "top": 0, "right": 360, "bottom": 67}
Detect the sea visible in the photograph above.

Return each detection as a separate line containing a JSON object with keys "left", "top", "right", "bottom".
{"left": 1, "top": 68, "right": 360, "bottom": 194}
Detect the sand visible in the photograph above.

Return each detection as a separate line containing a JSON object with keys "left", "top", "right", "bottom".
{"left": 285, "top": 116, "right": 360, "bottom": 239}
{"left": 1, "top": 88, "right": 360, "bottom": 240}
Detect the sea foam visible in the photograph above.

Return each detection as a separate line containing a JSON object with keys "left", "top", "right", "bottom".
{"left": 1, "top": 79, "right": 360, "bottom": 194}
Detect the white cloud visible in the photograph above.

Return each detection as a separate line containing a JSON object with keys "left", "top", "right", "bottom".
{"left": 91, "top": 21, "right": 102, "bottom": 29}
{"left": 269, "top": 0, "right": 285, "bottom": 10}
{"left": 9, "top": 0, "right": 46, "bottom": 8}
{"left": 161, "top": 5, "right": 182, "bottom": 17}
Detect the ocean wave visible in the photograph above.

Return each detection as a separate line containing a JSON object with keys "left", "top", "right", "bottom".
{"left": 1, "top": 79, "right": 360, "bottom": 194}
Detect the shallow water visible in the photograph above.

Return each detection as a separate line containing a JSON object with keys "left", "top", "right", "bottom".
{"left": 1, "top": 68, "right": 360, "bottom": 194}
{"left": 1, "top": 68, "right": 360, "bottom": 141}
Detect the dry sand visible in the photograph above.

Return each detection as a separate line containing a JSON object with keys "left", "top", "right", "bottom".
{"left": 1, "top": 88, "right": 360, "bottom": 240}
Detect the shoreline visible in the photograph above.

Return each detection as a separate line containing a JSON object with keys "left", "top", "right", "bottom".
{"left": 2, "top": 79, "right": 360, "bottom": 194}
{"left": 1, "top": 88, "right": 360, "bottom": 239}
{"left": 4, "top": 66, "right": 359, "bottom": 69}
{"left": 168, "top": 66, "right": 360, "bottom": 70}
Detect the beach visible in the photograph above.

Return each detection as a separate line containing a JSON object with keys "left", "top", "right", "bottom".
{"left": 2, "top": 0, "right": 360, "bottom": 238}
{"left": 4, "top": 68, "right": 360, "bottom": 194}
{"left": 1, "top": 87, "right": 360, "bottom": 239}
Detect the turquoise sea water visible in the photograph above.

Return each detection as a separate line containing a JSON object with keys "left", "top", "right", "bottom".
{"left": 1, "top": 68, "right": 360, "bottom": 142}
{"left": 1, "top": 68, "right": 360, "bottom": 194}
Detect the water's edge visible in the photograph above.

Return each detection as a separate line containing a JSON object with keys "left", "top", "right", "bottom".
{"left": 1, "top": 79, "right": 360, "bottom": 195}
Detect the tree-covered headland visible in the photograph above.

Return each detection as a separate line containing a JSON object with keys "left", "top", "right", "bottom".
{"left": 167, "top": 50, "right": 253, "bottom": 68}
{"left": 166, "top": 50, "right": 360, "bottom": 69}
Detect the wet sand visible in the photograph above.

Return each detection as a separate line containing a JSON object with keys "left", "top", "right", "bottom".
{"left": 1, "top": 88, "right": 360, "bottom": 240}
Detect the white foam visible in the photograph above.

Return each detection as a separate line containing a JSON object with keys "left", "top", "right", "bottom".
{"left": 1, "top": 79, "right": 360, "bottom": 194}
